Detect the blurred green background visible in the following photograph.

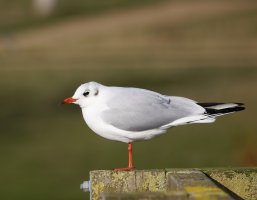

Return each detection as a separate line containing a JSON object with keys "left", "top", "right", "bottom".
{"left": 0, "top": 0, "right": 257, "bottom": 199}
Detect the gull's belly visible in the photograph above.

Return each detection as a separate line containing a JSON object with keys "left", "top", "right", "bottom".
{"left": 81, "top": 107, "right": 118, "bottom": 140}
{"left": 81, "top": 107, "right": 166, "bottom": 143}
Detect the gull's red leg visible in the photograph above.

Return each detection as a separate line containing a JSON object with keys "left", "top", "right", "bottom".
{"left": 114, "top": 143, "right": 134, "bottom": 171}
{"left": 128, "top": 143, "right": 133, "bottom": 169}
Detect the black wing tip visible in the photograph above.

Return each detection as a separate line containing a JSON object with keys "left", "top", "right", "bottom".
{"left": 234, "top": 106, "right": 245, "bottom": 112}
{"left": 198, "top": 102, "right": 245, "bottom": 115}
{"left": 234, "top": 102, "right": 244, "bottom": 106}
{"left": 198, "top": 102, "right": 245, "bottom": 107}
{"left": 204, "top": 105, "right": 245, "bottom": 115}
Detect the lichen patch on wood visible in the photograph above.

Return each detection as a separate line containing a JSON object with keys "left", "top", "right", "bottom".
{"left": 90, "top": 170, "right": 166, "bottom": 200}
{"left": 203, "top": 168, "right": 257, "bottom": 200}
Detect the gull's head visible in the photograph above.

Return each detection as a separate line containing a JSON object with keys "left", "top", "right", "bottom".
{"left": 62, "top": 81, "right": 101, "bottom": 108}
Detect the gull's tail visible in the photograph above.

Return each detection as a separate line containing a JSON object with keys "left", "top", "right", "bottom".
{"left": 161, "top": 102, "right": 245, "bottom": 128}
{"left": 197, "top": 102, "right": 245, "bottom": 117}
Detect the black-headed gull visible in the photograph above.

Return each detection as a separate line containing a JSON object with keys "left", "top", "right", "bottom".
{"left": 63, "top": 81, "right": 245, "bottom": 170}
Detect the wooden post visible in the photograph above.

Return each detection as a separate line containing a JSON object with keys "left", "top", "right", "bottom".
{"left": 84, "top": 168, "right": 257, "bottom": 200}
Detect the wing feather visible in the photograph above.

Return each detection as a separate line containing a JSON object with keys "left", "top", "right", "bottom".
{"left": 101, "top": 87, "right": 204, "bottom": 131}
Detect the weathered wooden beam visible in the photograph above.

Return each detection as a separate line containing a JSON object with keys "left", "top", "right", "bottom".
{"left": 84, "top": 168, "right": 257, "bottom": 200}
{"left": 90, "top": 170, "right": 166, "bottom": 200}
{"left": 203, "top": 168, "right": 257, "bottom": 200}
{"left": 101, "top": 192, "right": 190, "bottom": 200}
{"left": 167, "top": 169, "right": 233, "bottom": 200}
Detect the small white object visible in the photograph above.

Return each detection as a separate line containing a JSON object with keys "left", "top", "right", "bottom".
{"left": 80, "top": 181, "right": 91, "bottom": 192}
{"left": 33, "top": 0, "right": 58, "bottom": 16}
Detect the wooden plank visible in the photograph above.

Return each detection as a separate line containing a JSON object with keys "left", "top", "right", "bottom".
{"left": 88, "top": 168, "right": 257, "bottom": 200}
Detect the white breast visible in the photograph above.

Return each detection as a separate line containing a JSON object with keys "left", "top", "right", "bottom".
{"left": 81, "top": 103, "right": 166, "bottom": 143}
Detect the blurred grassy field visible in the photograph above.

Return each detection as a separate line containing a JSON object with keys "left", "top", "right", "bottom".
{"left": 0, "top": 0, "right": 161, "bottom": 33}
{"left": 1, "top": 0, "right": 257, "bottom": 199}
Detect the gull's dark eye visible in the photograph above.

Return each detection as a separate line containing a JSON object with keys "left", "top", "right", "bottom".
{"left": 83, "top": 91, "right": 89, "bottom": 97}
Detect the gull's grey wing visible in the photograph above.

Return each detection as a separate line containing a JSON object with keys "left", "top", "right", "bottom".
{"left": 101, "top": 87, "right": 205, "bottom": 132}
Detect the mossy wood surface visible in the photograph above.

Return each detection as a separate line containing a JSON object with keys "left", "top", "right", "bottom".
{"left": 89, "top": 168, "right": 257, "bottom": 200}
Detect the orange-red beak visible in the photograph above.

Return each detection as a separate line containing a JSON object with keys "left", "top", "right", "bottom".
{"left": 62, "top": 97, "right": 77, "bottom": 104}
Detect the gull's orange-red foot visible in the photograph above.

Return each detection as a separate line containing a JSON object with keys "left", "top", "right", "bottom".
{"left": 113, "top": 143, "right": 134, "bottom": 171}
{"left": 113, "top": 167, "right": 134, "bottom": 171}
